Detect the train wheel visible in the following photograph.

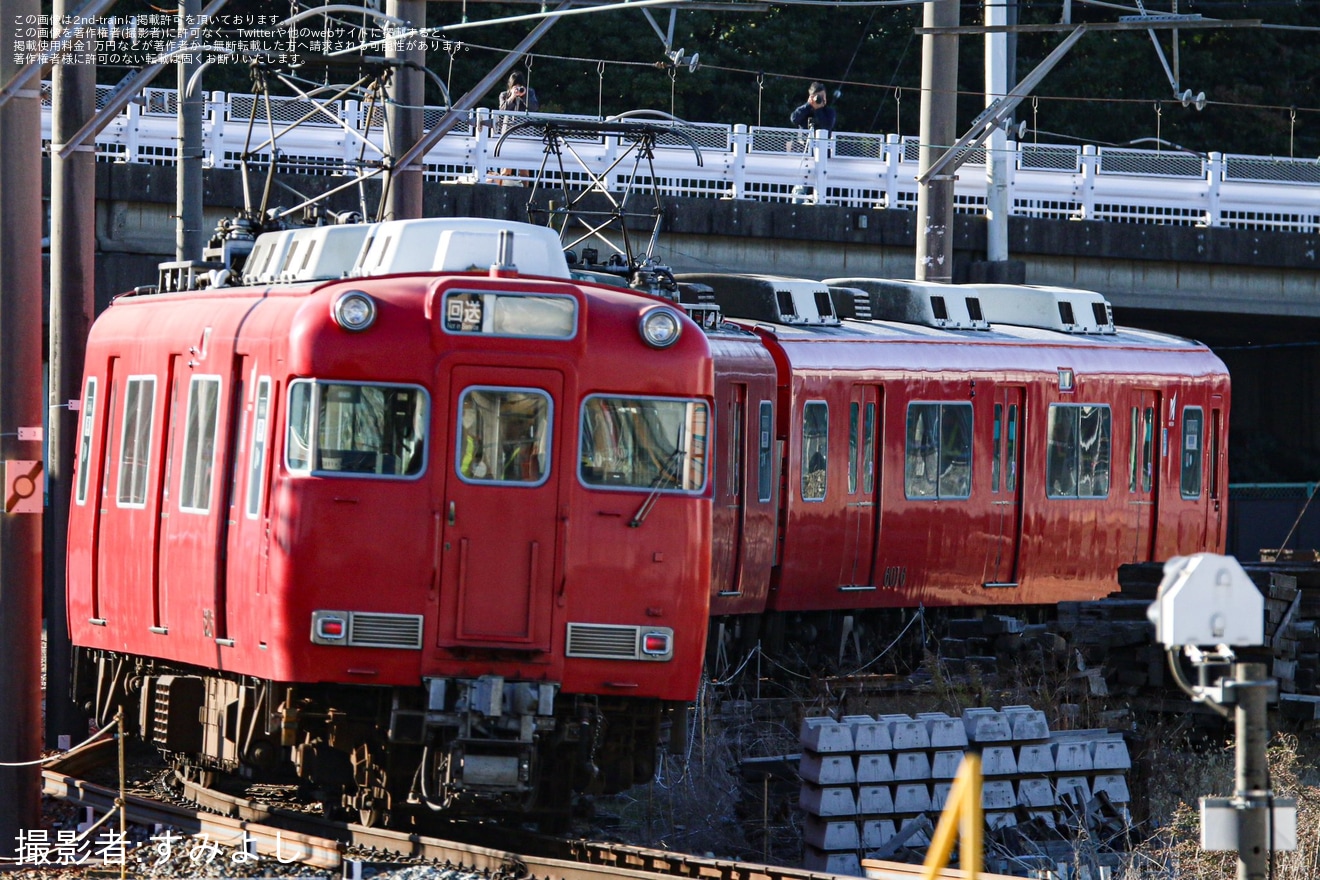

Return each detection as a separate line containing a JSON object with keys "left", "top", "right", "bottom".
{"left": 348, "top": 744, "right": 391, "bottom": 827}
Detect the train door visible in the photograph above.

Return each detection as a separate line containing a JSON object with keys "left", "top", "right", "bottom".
{"left": 1209, "top": 406, "right": 1225, "bottom": 548}
{"left": 226, "top": 369, "right": 274, "bottom": 609}
{"left": 160, "top": 363, "right": 233, "bottom": 640}
{"left": 437, "top": 366, "right": 560, "bottom": 650}
{"left": 840, "top": 385, "right": 882, "bottom": 587}
{"left": 985, "top": 387, "right": 1024, "bottom": 587}
{"left": 712, "top": 383, "right": 747, "bottom": 597}
{"left": 1128, "top": 391, "right": 1161, "bottom": 561}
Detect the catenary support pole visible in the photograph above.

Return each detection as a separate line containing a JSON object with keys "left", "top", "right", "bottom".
{"left": 48, "top": 0, "right": 96, "bottom": 750}
{"left": 915, "top": 0, "right": 959, "bottom": 282}
{"left": 178, "top": 0, "right": 205, "bottom": 259}
{"left": 0, "top": 0, "right": 48, "bottom": 854}
{"left": 383, "top": 0, "right": 425, "bottom": 220}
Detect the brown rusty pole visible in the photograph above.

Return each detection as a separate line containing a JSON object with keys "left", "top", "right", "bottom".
{"left": 48, "top": 0, "right": 96, "bottom": 748}
{"left": 0, "top": 0, "right": 48, "bottom": 852}
{"left": 915, "top": 0, "right": 959, "bottom": 282}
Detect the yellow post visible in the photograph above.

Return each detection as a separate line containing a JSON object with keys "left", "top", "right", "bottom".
{"left": 921, "top": 751, "right": 983, "bottom": 880}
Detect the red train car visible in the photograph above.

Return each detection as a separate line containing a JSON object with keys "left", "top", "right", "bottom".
{"left": 68, "top": 218, "right": 714, "bottom": 824}
{"left": 685, "top": 274, "right": 1229, "bottom": 661}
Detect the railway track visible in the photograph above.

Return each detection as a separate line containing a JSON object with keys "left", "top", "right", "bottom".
{"left": 40, "top": 741, "right": 1019, "bottom": 880}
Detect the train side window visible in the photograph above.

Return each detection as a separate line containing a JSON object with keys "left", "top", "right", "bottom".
{"left": 1128, "top": 406, "right": 1140, "bottom": 492}
{"left": 729, "top": 391, "right": 744, "bottom": 499}
{"left": 1047, "top": 404, "right": 1111, "bottom": 499}
{"left": 848, "top": 403, "right": 859, "bottom": 494}
{"left": 1005, "top": 405, "right": 1018, "bottom": 492}
{"left": 75, "top": 377, "right": 98, "bottom": 505}
{"left": 461, "top": 388, "right": 552, "bottom": 485}
{"left": 286, "top": 380, "right": 429, "bottom": 478}
{"left": 179, "top": 375, "right": 222, "bottom": 513}
{"left": 992, "top": 403, "right": 1003, "bottom": 493}
{"left": 116, "top": 376, "right": 156, "bottom": 508}
{"left": 757, "top": 401, "right": 773, "bottom": 502}
{"left": 579, "top": 394, "right": 708, "bottom": 492}
{"left": 245, "top": 378, "right": 272, "bottom": 519}
{"left": 862, "top": 402, "right": 876, "bottom": 495}
{"left": 905, "top": 402, "right": 972, "bottom": 500}
{"left": 1141, "top": 407, "right": 1155, "bottom": 492}
{"left": 1181, "top": 407, "right": 1203, "bottom": 499}
{"left": 801, "top": 401, "right": 828, "bottom": 501}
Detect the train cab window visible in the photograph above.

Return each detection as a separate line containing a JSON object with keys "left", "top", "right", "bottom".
{"left": 1181, "top": 407, "right": 1204, "bottom": 499}
{"left": 178, "top": 376, "right": 222, "bottom": 513}
{"left": 442, "top": 291, "right": 576, "bottom": 338}
{"left": 459, "top": 388, "right": 551, "bottom": 485}
{"left": 757, "top": 401, "right": 773, "bottom": 503}
{"left": 75, "top": 377, "right": 98, "bottom": 505}
{"left": 116, "top": 376, "right": 157, "bottom": 508}
{"left": 245, "top": 378, "right": 272, "bottom": 518}
{"left": 904, "top": 402, "right": 972, "bottom": 500}
{"left": 801, "top": 401, "right": 828, "bottom": 501}
{"left": 579, "top": 395, "right": 708, "bottom": 492}
{"left": 286, "top": 380, "right": 428, "bottom": 478}
{"left": 1047, "top": 404, "right": 1111, "bottom": 499}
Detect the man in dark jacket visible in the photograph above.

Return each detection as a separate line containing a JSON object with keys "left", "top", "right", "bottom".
{"left": 791, "top": 82, "right": 836, "bottom": 132}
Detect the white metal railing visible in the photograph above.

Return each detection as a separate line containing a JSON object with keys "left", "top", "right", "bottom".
{"left": 39, "top": 83, "right": 1320, "bottom": 233}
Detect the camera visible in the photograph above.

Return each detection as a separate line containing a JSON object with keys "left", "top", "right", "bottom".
{"left": 811, "top": 93, "right": 824, "bottom": 107}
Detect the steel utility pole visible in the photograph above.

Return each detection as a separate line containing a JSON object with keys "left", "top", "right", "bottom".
{"left": 0, "top": 0, "right": 48, "bottom": 852}
{"left": 48, "top": 0, "right": 96, "bottom": 749}
{"left": 384, "top": 0, "right": 425, "bottom": 220}
{"left": 915, "top": 0, "right": 959, "bottom": 282}
{"left": 178, "top": 0, "right": 205, "bottom": 259}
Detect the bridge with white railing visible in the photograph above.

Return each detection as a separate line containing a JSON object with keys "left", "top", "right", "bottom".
{"left": 43, "top": 82, "right": 1320, "bottom": 234}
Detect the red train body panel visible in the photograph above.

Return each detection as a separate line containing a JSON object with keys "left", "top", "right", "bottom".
{"left": 68, "top": 219, "right": 714, "bottom": 820}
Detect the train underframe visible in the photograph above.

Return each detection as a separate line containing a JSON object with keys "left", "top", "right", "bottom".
{"left": 72, "top": 648, "right": 680, "bottom": 827}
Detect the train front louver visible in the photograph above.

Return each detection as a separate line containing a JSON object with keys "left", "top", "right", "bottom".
{"left": 347, "top": 612, "right": 424, "bottom": 649}
{"left": 565, "top": 623, "right": 673, "bottom": 660}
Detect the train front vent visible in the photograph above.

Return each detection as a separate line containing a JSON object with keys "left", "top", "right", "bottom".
{"left": 347, "top": 613, "right": 425, "bottom": 649}
{"left": 566, "top": 623, "right": 675, "bottom": 661}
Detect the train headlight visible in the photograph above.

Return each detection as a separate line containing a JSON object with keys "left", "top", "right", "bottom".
{"left": 639, "top": 307, "right": 682, "bottom": 349}
{"left": 333, "top": 291, "right": 377, "bottom": 332}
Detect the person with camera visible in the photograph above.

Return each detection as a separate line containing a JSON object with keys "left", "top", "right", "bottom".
{"left": 496, "top": 71, "right": 540, "bottom": 185}
{"left": 790, "top": 82, "right": 836, "bottom": 132}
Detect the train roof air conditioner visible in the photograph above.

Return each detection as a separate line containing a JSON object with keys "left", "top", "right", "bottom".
{"left": 823, "top": 278, "right": 991, "bottom": 330}
{"left": 674, "top": 274, "right": 841, "bottom": 326}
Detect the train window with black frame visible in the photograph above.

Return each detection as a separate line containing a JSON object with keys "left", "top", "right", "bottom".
{"left": 285, "top": 380, "right": 428, "bottom": 478}
{"left": 904, "top": 402, "right": 973, "bottom": 500}
{"left": 801, "top": 401, "right": 828, "bottom": 501}
{"left": 992, "top": 404, "right": 1003, "bottom": 493}
{"left": 757, "top": 401, "right": 773, "bottom": 502}
{"left": 1181, "top": 407, "right": 1203, "bottom": 499}
{"left": 1047, "top": 404, "right": 1111, "bottom": 499}
{"left": 1006, "top": 404, "right": 1019, "bottom": 492}
{"left": 849, "top": 402, "right": 859, "bottom": 494}
{"left": 729, "top": 392, "right": 744, "bottom": 499}
{"left": 179, "top": 375, "right": 222, "bottom": 513}
{"left": 245, "top": 377, "right": 272, "bottom": 518}
{"left": 459, "top": 388, "right": 552, "bottom": 485}
{"left": 862, "top": 402, "right": 876, "bottom": 495}
{"left": 579, "top": 394, "right": 708, "bottom": 492}
{"left": 75, "top": 377, "right": 97, "bottom": 505}
{"left": 442, "top": 290, "right": 577, "bottom": 339}
{"left": 116, "top": 376, "right": 156, "bottom": 508}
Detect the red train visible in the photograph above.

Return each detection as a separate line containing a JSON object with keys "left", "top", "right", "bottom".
{"left": 66, "top": 217, "right": 1228, "bottom": 826}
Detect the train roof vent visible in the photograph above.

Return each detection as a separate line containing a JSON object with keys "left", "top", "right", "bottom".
{"left": 972, "top": 284, "right": 1116, "bottom": 334}
{"left": 828, "top": 286, "right": 873, "bottom": 321}
{"left": 242, "top": 229, "right": 298, "bottom": 285}
{"left": 351, "top": 218, "right": 570, "bottom": 279}
{"left": 822, "top": 278, "right": 992, "bottom": 330}
{"left": 674, "top": 273, "right": 841, "bottom": 326}
{"left": 265, "top": 225, "right": 374, "bottom": 284}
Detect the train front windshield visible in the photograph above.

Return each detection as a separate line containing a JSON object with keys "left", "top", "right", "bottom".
{"left": 579, "top": 396, "right": 709, "bottom": 492}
